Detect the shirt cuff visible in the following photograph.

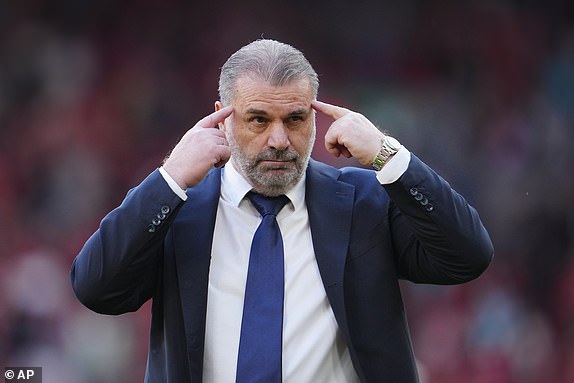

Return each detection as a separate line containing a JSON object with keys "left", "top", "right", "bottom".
{"left": 376, "top": 146, "right": 411, "bottom": 184}
{"left": 159, "top": 167, "right": 188, "bottom": 201}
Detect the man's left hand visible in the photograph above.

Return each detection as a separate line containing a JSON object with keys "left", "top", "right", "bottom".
{"left": 312, "top": 100, "right": 384, "bottom": 166}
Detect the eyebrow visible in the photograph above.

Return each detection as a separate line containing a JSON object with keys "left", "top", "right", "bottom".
{"left": 287, "top": 109, "right": 309, "bottom": 117}
{"left": 244, "top": 108, "right": 310, "bottom": 119}
{"left": 245, "top": 108, "right": 269, "bottom": 116}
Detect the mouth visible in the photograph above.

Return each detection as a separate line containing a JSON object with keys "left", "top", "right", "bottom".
{"left": 258, "top": 160, "right": 294, "bottom": 168}
{"left": 253, "top": 149, "right": 299, "bottom": 172}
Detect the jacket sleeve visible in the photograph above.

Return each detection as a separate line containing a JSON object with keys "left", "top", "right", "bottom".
{"left": 70, "top": 169, "right": 185, "bottom": 314}
{"left": 383, "top": 154, "right": 494, "bottom": 284}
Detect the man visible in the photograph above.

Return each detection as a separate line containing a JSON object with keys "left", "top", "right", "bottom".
{"left": 71, "top": 39, "right": 493, "bottom": 382}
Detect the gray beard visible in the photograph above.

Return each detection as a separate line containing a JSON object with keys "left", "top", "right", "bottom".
{"left": 226, "top": 130, "right": 315, "bottom": 197}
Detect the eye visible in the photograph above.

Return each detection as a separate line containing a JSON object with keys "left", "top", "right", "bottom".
{"left": 286, "top": 115, "right": 304, "bottom": 124}
{"left": 250, "top": 116, "right": 268, "bottom": 125}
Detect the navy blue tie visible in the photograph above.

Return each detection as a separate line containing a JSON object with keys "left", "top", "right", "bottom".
{"left": 236, "top": 192, "right": 289, "bottom": 383}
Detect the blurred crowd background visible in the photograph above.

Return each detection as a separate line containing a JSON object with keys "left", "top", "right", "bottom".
{"left": 1, "top": 0, "right": 573, "bottom": 382}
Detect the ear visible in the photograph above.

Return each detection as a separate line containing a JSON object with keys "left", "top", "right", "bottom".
{"left": 215, "top": 101, "right": 227, "bottom": 131}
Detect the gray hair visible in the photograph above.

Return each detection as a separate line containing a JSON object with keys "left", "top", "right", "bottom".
{"left": 218, "top": 39, "right": 319, "bottom": 105}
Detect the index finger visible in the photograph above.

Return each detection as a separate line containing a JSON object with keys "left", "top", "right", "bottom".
{"left": 312, "top": 100, "right": 351, "bottom": 120}
{"left": 198, "top": 105, "right": 233, "bottom": 128}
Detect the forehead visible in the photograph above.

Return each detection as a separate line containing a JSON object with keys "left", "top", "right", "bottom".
{"left": 232, "top": 76, "right": 314, "bottom": 114}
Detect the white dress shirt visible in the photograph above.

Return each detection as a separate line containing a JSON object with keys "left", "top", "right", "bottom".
{"left": 158, "top": 147, "right": 410, "bottom": 382}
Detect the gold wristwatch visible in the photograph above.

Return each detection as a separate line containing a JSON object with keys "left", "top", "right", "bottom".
{"left": 372, "top": 135, "right": 401, "bottom": 171}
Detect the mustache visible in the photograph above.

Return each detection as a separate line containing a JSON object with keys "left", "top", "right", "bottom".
{"left": 255, "top": 148, "right": 299, "bottom": 163}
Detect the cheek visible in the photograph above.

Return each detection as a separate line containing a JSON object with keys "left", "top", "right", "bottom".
{"left": 231, "top": 127, "right": 265, "bottom": 155}
{"left": 227, "top": 120, "right": 252, "bottom": 146}
{"left": 289, "top": 126, "right": 315, "bottom": 153}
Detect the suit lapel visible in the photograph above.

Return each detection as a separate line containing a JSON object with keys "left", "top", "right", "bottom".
{"left": 306, "top": 159, "right": 355, "bottom": 343}
{"left": 172, "top": 168, "right": 221, "bottom": 362}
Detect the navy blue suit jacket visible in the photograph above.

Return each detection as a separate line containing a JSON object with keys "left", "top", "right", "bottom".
{"left": 71, "top": 155, "right": 493, "bottom": 382}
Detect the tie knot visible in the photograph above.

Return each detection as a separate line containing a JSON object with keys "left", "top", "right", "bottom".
{"left": 247, "top": 192, "right": 289, "bottom": 217}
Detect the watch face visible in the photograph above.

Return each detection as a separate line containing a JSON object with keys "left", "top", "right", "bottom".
{"left": 385, "top": 136, "right": 401, "bottom": 151}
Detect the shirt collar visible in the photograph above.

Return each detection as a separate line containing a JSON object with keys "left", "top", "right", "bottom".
{"left": 220, "top": 161, "right": 306, "bottom": 212}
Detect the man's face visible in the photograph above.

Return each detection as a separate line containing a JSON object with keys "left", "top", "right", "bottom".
{"left": 221, "top": 76, "right": 316, "bottom": 196}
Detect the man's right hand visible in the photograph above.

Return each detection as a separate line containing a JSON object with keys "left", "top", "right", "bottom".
{"left": 163, "top": 106, "right": 233, "bottom": 189}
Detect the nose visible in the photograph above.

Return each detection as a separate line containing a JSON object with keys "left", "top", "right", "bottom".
{"left": 267, "top": 123, "right": 290, "bottom": 150}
